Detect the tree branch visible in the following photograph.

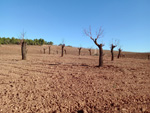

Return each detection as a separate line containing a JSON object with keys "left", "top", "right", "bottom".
{"left": 96, "top": 27, "right": 104, "bottom": 40}
{"left": 84, "top": 26, "right": 104, "bottom": 48}
{"left": 84, "top": 27, "right": 94, "bottom": 41}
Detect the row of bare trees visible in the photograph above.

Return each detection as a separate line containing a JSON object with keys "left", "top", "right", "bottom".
{"left": 84, "top": 26, "right": 123, "bottom": 67}
{"left": 19, "top": 29, "right": 149, "bottom": 66}
{"left": 42, "top": 46, "right": 89, "bottom": 56}
{"left": 21, "top": 28, "right": 123, "bottom": 68}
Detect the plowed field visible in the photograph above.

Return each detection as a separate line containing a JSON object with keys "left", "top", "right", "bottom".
{"left": 0, "top": 45, "right": 150, "bottom": 113}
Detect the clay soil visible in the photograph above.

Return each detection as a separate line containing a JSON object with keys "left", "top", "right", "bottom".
{"left": 0, "top": 45, "right": 150, "bottom": 113}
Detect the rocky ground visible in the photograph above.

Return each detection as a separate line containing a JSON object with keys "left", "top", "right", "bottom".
{"left": 0, "top": 45, "right": 150, "bottom": 113}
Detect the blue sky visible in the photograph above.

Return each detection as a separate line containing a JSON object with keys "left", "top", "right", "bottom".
{"left": 0, "top": 0, "right": 150, "bottom": 52}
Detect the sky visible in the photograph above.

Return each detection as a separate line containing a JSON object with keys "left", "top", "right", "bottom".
{"left": 0, "top": 0, "right": 150, "bottom": 52}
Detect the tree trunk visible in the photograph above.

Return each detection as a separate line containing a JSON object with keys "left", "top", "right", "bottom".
{"left": 49, "top": 46, "right": 51, "bottom": 54}
{"left": 78, "top": 48, "right": 81, "bottom": 55}
{"left": 43, "top": 48, "right": 46, "bottom": 54}
{"left": 111, "top": 44, "right": 116, "bottom": 61}
{"left": 99, "top": 46, "right": 103, "bottom": 67}
{"left": 111, "top": 49, "right": 114, "bottom": 61}
{"left": 89, "top": 49, "right": 91, "bottom": 55}
{"left": 148, "top": 55, "right": 150, "bottom": 60}
{"left": 79, "top": 49, "right": 80, "bottom": 55}
{"left": 61, "top": 44, "right": 65, "bottom": 57}
{"left": 21, "top": 41, "right": 27, "bottom": 60}
{"left": 117, "top": 49, "right": 121, "bottom": 59}
{"left": 61, "top": 46, "right": 64, "bottom": 57}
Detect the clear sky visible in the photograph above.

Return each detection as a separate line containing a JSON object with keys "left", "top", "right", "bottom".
{"left": 0, "top": 0, "right": 150, "bottom": 52}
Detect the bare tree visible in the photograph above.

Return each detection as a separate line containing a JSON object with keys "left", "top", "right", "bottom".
{"left": 21, "top": 31, "right": 27, "bottom": 60}
{"left": 43, "top": 48, "right": 46, "bottom": 54}
{"left": 21, "top": 41, "right": 27, "bottom": 60}
{"left": 88, "top": 48, "right": 92, "bottom": 55}
{"left": 49, "top": 46, "right": 51, "bottom": 54}
{"left": 117, "top": 48, "right": 122, "bottom": 59}
{"left": 61, "top": 44, "right": 65, "bottom": 57}
{"left": 110, "top": 40, "right": 117, "bottom": 61}
{"left": 78, "top": 47, "right": 82, "bottom": 55}
{"left": 84, "top": 26, "right": 104, "bottom": 67}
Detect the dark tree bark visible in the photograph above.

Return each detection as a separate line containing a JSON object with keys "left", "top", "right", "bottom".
{"left": 49, "top": 46, "right": 51, "bottom": 54}
{"left": 21, "top": 41, "right": 27, "bottom": 60}
{"left": 89, "top": 49, "right": 92, "bottom": 55}
{"left": 43, "top": 48, "right": 46, "bottom": 54}
{"left": 148, "top": 55, "right": 150, "bottom": 60}
{"left": 61, "top": 44, "right": 65, "bottom": 57}
{"left": 84, "top": 26, "right": 104, "bottom": 67}
{"left": 99, "top": 44, "right": 103, "bottom": 66}
{"left": 111, "top": 44, "right": 117, "bottom": 61}
{"left": 117, "top": 48, "right": 122, "bottom": 59}
{"left": 78, "top": 47, "right": 82, "bottom": 55}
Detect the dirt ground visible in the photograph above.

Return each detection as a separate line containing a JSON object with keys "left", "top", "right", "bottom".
{"left": 0, "top": 45, "right": 150, "bottom": 113}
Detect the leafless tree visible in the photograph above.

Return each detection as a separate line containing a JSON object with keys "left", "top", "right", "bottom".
{"left": 61, "top": 44, "right": 65, "bottom": 57}
{"left": 21, "top": 41, "right": 27, "bottom": 60}
{"left": 43, "top": 48, "right": 46, "bottom": 54}
{"left": 49, "top": 46, "right": 51, "bottom": 54}
{"left": 117, "top": 48, "right": 122, "bottom": 59}
{"left": 110, "top": 40, "right": 117, "bottom": 61}
{"left": 88, "top": 48, "right": 92, "bottom": 55}
{"left": 21, "top": 31, "right": 27, "bottom": 60}
{"left": 84, "top": 26, "right": 104, "bottom": 67}
{"left": 78, "top": 47, "right": 82, "bottom": 55}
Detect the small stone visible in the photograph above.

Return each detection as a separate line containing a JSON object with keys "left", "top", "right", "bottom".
{"left": 77, "top": 109, "right": 84, "bottom": 113}
{"left": 110, "top": 103, "right": 114, "bottom": 107}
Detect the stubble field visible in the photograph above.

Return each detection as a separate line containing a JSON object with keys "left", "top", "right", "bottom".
{"left": 0, "top": 45, "right": 150, "bottom": 113}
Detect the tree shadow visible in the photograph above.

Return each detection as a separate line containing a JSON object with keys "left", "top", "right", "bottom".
{"left": 48, "top": 63, "right": 61, "bottom": 66}
{"left": 80, "top": 64, "right": 89, "bottom": 67}
{"left": 77, "top": 109, "right": 84, "bottom": 113}
{"left": 95, "top": 65, "right": 101, "bottom": 68}
{"left": 11, "top": 59, "right": 21, "bottom": 61}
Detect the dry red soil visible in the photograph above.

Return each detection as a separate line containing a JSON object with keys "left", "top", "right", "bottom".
{"left": 0, "top": 45, "right": 150, "bottom": 113}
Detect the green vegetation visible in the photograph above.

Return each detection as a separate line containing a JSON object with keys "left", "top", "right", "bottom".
{"left": 0, "top": 37, "right": 53, "bottom": 45}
